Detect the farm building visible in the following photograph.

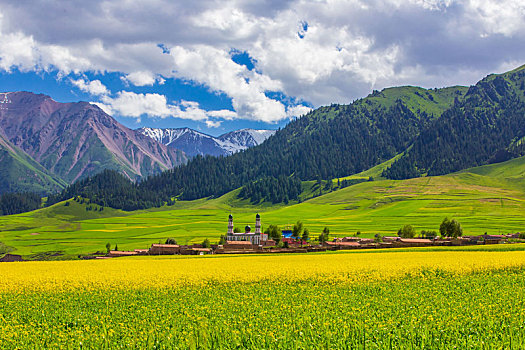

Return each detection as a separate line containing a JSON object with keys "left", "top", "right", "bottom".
{"left": 223, "top": 240, "right": 255, "bottom": 250}
{"left": 108, "top": 250, "right": 138, "bottom": 257}
{"left": 149, "top": 244, "right": 181, "bottom": 255}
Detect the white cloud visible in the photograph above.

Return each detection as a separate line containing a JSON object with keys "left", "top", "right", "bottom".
{"left": 286, "top": 105, "right": 312, "bottom": 118}
{"left": 122, "top": 71, "right": 160, "bottom": 86}
{"left": 70, "top": 78, "right": 109, "bottom": 96}
{"left": 205, "top": 120, "right": 222, "bottom": 128}
{"left": 100, "top": 91, "right": 174, "bottom": 118}
{"left": 0, "top": 31, "right": 37, "bottom": 72}
{"left": 98, "top": 90, "right": 239, "bottom": 127}
{"left": 465, "top": 0, "right": 525, "bottom": 36}
{"left": 0, "top": 0, "right": 524, "bottom": 124}
{"left": 169, "top": 45, "right": 290, "bottom": 122}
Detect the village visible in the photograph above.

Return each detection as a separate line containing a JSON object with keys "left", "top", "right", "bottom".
{"left": 105, "top": 214, "right": 524, "bottom": 258}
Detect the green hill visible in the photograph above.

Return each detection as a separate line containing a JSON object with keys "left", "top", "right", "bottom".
{"left": 49, "top": 83, "right": 467, "bottom": 209}
{"left": 1, "top": 156, "right": 524, "bottom": 258}
{"left": 385, "top": 65, "right": 525, "bottom": 179}
{"left": 0, "top": 134, "right": 67, "bottom": 194}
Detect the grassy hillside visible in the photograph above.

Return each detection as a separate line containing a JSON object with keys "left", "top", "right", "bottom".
{"left": 358, "top": 85, "right": 467, "bottom": 118}
{"left": 0, "top": 135, "right": 67, "bottom": 194}
{"left": 385, "top": 64, "right": 525, "bottom": 179}
{"left": 1, "top": 156, "right": 525, "bottom": 258}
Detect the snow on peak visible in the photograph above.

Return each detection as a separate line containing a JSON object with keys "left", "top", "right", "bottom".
{"left": 138, "top": 127, "right": 276, "bottom": 157}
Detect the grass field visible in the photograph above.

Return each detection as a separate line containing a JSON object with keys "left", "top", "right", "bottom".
{"left": 1, "top": 247, "right": 525, "bottom": 348}
{"left": 1, "top": 156, "right": 525, "bottom": 258}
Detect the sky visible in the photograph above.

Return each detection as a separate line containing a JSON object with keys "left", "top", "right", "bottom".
{"left": 0, "top": 0, "right": 524, "bottom": 136}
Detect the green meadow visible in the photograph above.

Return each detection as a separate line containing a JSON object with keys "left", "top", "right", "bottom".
{"left": 1, "top": 156, "right": 525, "bottom": 258}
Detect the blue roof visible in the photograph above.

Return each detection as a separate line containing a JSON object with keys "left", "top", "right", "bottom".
{"left": 282, "top": 230, "right": 293, "bottom": 238}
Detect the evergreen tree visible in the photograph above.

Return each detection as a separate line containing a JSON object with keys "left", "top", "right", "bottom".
{"left": 302, "top": 228, "right": 310, "bottom": 244}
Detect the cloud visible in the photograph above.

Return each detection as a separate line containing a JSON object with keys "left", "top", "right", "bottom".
{"left": 70, "top": 78, "right": 109, "bottom": 96}
{"left": 0, "top": 0, "right": 524, "bottom": 123}
{"left": 122, "top": 71, "right": 163, "bottom": 86}
{"left": 97, "top": 90, "right": 238, "bottom": 127}
{"left": 205, "top": 120, "right": 222, "bottom": 128}
{"left": 169, "top": 45, "right": 291, "bottom": 122}
{"left": 100, "top": 91, "right": 174, "bottom": 118}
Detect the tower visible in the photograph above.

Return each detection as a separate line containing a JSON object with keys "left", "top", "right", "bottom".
{"left": 227, "top": 214, "right": 234, "bottom": 235}
{"left": 255, "top": 213, "right": 261, "bottom": 234}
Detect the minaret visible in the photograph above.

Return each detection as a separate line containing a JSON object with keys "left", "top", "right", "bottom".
{"left": 255, "top": 213, "right": 261, "bottom": 234}
{"left": 227, "top": 214, "right": 234, "bottom": 235}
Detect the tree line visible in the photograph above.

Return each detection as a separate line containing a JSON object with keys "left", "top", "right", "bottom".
{"left": 0, "top": 192, "right": 41, "bottom": 216}
{"left": 384, "top": 70, "right": 525, "bottom": 179}
{"left": 397, "top": 217, "right": 463, "bottom": 239}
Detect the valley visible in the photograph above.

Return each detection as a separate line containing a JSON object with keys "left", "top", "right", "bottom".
{"left": 1, "top": 156, "right": 524, "bottom": 259}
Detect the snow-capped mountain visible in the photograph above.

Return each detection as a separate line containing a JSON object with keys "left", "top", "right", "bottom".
{"left": 138, "top": 127, "right": 276, "bottom": 157}
{"left": 218, "top": 129, "right": 276, "bottom": 151}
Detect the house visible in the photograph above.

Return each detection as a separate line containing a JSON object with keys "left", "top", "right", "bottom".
{"left": 0, "top": 254, "right": 23, "bottom": 262}
{"left": 341, "top": 237, "right": 361, "bottom": 242}
{"left": 326, "top": 241, "right": 360, "bottom": 249}
{"left": 223, "top": 240, "right": 255, "bottom": 250}
{"left": 398, "top": 238, "right": 433, "bottom": 246}
{"left": 282, "top": 237, "right": 308, "bottom": 246}
{"left": 108, "top": 250, "right": 138, "bottom": 257}
{"left": 181, "top": 247, "right": 213, "bottom": 255}
{"left": 482, "top": 234, "right": 507, "bottom": 244}
{"left": 149, "top": 244, "right": 181, "bottom": 255}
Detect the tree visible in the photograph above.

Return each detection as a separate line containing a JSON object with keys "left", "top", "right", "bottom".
{"left": 421, "top": 230, "right": 437, "bottom": 238}
{"left": 265, "top": 224, "right": 282, "bottom": 244}
{"left": 439, "top": 217, "right": 463, "bottom": 238}
{"left": 302, "top": 228, "right": 310, "bottom": 246}
{"left": 233, "top": 227, "right": 242, "bottom": 233}
{"left": 105, "top": 242, "right": 111, "bottom": 254}
{"left": 319, "top": 227, "right": 330, "bottom": 244}
{"left": 219, "top": 235, "right": 227, "bottom": 245}
{"left": 202, "top": 238, "right": 211, "bottom": 248}
{"left": 165, "top": 238, "right": 177, "bottom": 245}
{"left": 397, "top": 225, "right": 416, "bottom": 238}
{"left": 114, "top": 244, "right": 118, "bottom": 251}
{"left": 292, "top": 220, "right": 303, "bottom": 240}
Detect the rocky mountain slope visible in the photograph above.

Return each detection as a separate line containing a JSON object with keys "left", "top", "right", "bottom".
{"left": 0, "top": 92, "right": 186, "bottom": 185}
{"left": 138, "top": 127, "right": 275, "bottom": 157}
{"left": 0, "top": 133, "right": 67, "bottom": 194}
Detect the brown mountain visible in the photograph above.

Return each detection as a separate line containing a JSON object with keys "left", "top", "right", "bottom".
{"left": 0, "top": 91, "right": 186, "bottom": 184}
{"left": 0, "top": 131, "right": 67, "bottom": 194}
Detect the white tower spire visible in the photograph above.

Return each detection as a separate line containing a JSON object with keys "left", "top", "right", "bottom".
{"left": 255, "top": 213, "right": 261, "bottom": 234}
{"left": 227, "top": 214, "right": 234, "bottom": 235}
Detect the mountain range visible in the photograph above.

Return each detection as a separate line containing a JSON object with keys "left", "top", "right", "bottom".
{"left": 3, "top": 64, "right": 525, "bottom": 208}
{"left": 138, "top": 127, "right": 276, "bottom": 157}
{"left": 45, "top": 64, "right": 525, "bottom": 210}
{"left": 0, "top": 91, "right": 277, "bottom": 195}
{"left": 0, "top": 91, "right": 186, "bottom": 193}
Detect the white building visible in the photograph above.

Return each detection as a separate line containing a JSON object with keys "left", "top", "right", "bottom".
{"left": 226, "top": 213, "right": 268, "bottom": 245}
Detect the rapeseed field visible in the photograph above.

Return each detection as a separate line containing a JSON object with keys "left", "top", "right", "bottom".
{"left": 1, "top": 249, "right": 525, "bottom": 348}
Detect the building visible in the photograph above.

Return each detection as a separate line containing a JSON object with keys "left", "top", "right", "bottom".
{"left": 148, "top": 244, "right": 181, "bottom": 255}
{"left": 226, "top": 213, "right": 268, "bottom": 245}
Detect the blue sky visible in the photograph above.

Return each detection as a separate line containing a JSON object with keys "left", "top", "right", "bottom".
{"left": 0, "top": 67, "right": 294, "bottom": 136}
{"left": 0, "top": 0, "right": 523, "bottom": 136}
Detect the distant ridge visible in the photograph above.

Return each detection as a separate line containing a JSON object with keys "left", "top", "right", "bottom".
{"left": 0, "top": 91, "right": 186, "bottom": 186}
{"left": 138, "top": 127, "right": 276, "bottom": 157}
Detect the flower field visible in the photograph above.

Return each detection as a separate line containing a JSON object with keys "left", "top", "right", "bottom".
{"left": 2, "top": 248, "right": 525, "bottom": 348}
